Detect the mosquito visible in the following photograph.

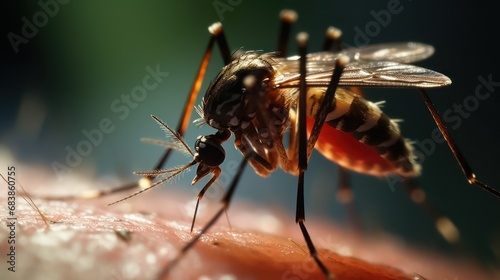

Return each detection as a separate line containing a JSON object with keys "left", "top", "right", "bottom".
{"left": 105, "top": 9, "right": 499, "bottom": 279}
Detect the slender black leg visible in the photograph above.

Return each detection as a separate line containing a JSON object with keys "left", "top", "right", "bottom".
{"left": 419, "top": 89, "right": 500, "bottom": 198}
{"left": 322, "top": 27, "right": 364, "bottom": 234}
{"left": 306, "top": 55, "right": 348, "bottom": 160}
{"left": 296, "top": 173, "right": 333, "bottom": 279}
{"left": 295, "top": 32, "right": 335, "bottom": 280}
{"left": 277, "top": 10, "right": 298, "bottom": 57}
{"left": 322, "top": 26, "right": 343, "bottom": 52}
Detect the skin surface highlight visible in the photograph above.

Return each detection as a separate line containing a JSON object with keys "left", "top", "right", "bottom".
{"left": 0, "top": 164, "right": 496, "bottom": 280}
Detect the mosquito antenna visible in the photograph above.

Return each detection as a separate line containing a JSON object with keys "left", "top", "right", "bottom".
{"left": 140, "top": 138, "right": 193, "bottom": 158}
{"left": 150, "top": 115, "right": 193, "bottom": 156}
{"left": 107, "top": 160, "right": 197, "bottom": 206}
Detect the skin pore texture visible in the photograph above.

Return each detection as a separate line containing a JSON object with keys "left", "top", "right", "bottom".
{"left": 0, "top": 163, "right": 497, "bottom": 280}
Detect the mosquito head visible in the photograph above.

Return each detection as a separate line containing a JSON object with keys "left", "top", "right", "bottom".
{"left": 192, "top": 129, "right": 231, "bottom": 184}
{"left": 194, "top": 133, "right": 227, "bottom": 167}
{"left": 202, "top": 51, "right": 276, "bottom": 131}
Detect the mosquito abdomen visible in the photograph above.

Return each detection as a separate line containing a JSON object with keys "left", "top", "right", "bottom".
{"left": 306, "top": 87, "right": 420, "bottom": 177}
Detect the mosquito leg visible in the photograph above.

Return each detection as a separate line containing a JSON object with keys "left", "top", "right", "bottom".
{"left": 295, "top": 32, "right": 335, "bottom": 280}
{"left": 296, "top": 170, "right": 333, "bottom": 278}
{"left": 152, "top": 23, "right": 231, "bottom": 172}
{"left": 322, "top": 26, "right": 343, "bottom": 52}
{"left": 322, "top": 25, "right": 364, "bottom": 113}
{"left": 158, "top": 157, "right": 248, "bottom": 279}
{"left": 297, "top": 32, "right": 308, "bottom": 171}
{"left": 277, "top": 10, "right": 298, "bottom": 57}
{"left": 211, "top": 23, "right": 231, "bottom": 65}
{"left": 321, "top": 28, "right": 363, "bottom": 233}
{"left": 403, "top": 178, "right": 461, "bottom": 244}
{"left": 296, "top": 172, "right": 334, "bottom": 278}
{"left": 190, "top": 168, "right": 221, "bottom": 233}
{"left": 419, "top": 89, "right": 500, "bottom": 198}
{"left": 336, "top": 166, "right": 363, "bottom": 234}
{"left": 306, "top": 56, "right": 348, "bottom": 161}
{"left": 234, "top": 130, "right": 273, "bottom": 176}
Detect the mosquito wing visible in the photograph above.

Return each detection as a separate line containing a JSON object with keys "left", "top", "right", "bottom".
{"left": 272, "top": 42, "right": 449, "bottom": 88}
{"left": 339, "top": 42, "right": 435, "bottom": 64}
{"left": 277, "top": 42, "right": 435, "bottom": 73}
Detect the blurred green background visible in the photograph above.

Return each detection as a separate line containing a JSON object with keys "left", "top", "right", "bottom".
{"left": 2, "top": 0, "right": 499, "bottom": 271}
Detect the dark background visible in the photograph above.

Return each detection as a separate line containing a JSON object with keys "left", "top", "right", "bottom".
{"left": 2, "top": 0, "right": 499, "bottom": 271}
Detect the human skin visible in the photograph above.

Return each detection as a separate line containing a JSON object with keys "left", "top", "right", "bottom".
{"left": 0, "top": 165, "right": 496, "bottom": 280}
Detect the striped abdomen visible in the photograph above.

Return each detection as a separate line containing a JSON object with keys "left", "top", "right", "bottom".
{"left": 306, "top": 87, "right": 420, "bottom": 177}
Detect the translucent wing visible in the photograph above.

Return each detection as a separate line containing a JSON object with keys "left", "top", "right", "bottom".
{"left": 278, "top": 42, "right": 435, "bottom": 72}
{"left": 276, "top": 60, "right": 451, "bottom": 88}
{"left": 273, "top": 42, "right": 451, "bottom": 89}
{"left": 340, "top": 42, "right": 435, "bottom": 63}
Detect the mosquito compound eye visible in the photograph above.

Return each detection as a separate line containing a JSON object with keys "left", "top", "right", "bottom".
{"left": 194, "top": 136, "right": 225, "bottom": 167}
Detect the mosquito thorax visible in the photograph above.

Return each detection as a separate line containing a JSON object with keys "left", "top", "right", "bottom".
{"left": 202, "top": 52, "right": 286, "bottom": 133}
